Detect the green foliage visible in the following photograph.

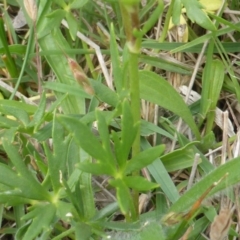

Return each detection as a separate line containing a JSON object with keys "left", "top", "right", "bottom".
{"left": 0, "top": 0, "right": 238, "bottom": 239}
{"left": 139, "top": 70, "right": 200, "bottom": 139}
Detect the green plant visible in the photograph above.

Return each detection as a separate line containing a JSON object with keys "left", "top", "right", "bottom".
{"left": 0, "top": 0, "right": 239, "bottom": 239}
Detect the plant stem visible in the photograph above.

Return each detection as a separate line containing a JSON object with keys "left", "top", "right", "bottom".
{"left": 119, "top": 0, "right": 141, "bottom": 221}
{"left": 129, "top": 51, "right": 140, "bottom": 221}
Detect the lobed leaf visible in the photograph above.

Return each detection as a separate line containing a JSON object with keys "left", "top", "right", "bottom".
{"left": 21, "top": 203, "right": 56, "bottom": 240}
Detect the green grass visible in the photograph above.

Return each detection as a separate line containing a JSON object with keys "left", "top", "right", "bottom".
{"left": 0, "top": 0, "right": 239, "bottom": 239}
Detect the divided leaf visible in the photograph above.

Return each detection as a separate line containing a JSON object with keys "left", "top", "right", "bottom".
{"left": 20, "top": 203, "right": 56, "bottom": 240}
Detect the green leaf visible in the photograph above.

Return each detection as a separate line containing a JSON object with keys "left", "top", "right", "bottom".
{"left": 2, "top": 139, "right": 31, "bottom": 176}
{"left": 201, "top": 58, "right": 225, "bottom": 117}
{"left": 161, "top": 142, "right": 200, "bottom": 172}
{"left": 77, "top": 162, "right": 115, "bottom": 176}
{"left": 110, "top": 23, "right": 123, "bottom": 91}
{"left": 141, "top": 120, "right": 174, "bottom": 139}
{"left": 139, "top": 221, "right": 165, "bottom": 240}
{"left": 109, "top": 179, "right": 132, "bottom": 215}
{"left": 21, "top": 203, "right": 56, "bottom": 240}
{"left": 53, "top": 0, "right": 67, "bottom": 8}
{"left": 38, "top": 26, "right": 84, "bottom": 114}
{"left": 140, "top": 54, "right": 191, "bottom": 75}
{"left": 0, "top": 105, "right": 29, "bottom": 126}
{"left": 181, "top": 0, "right": 216, "bottom": 31}
{"left": 141, "top": 0, "right": 164, "bottom": 35}
{"left": 167, "top": 156, "right": 240, "bottom": 214}
{"left": 43, "top": 82, "right": 91, "bottom": 99}
{"left": 124, "top": 176, "right": 159, "bottom": 191}
{"left": 2, "top": 140, "right": 50, "bottom": 200}
{"left": 96, "top": 110, "right": 115, "bottom": 165}
{"left": 0, "top": 100, "right": 36, "bottom": 114}
{"left": 28, "top": 92, "right": 46, "bottom": 129}
{"left": 0, "top": 163, "right": 49, "bottom": 200}
{"left": 92, "top": 202, "right": 119, "bottom": 221}
{"left": 69, "top": 0, "right": 89, "bottom": 9}
{"left": 58, "top": 115, "right": 107, "bottom": 161}
{"left": 201, "top": 59, "right": 225, "bottom": 115}
{"left": 141, "top": 138, "right": 180, "bottom": 203}
{"left": 46, "top": 116, "right": 70, "bottom": 192}
{"left": 90, "top": 79, "right": 119, "bottom": 107}
{"left": 200, "top": 57, "right": 225, "bottom": 133}
{"left": 120, "top": 100, "right": 138, "bottom": 167}
{"left": 33, "top": 121, "right": 52, "bottom": 141}
{"left": 125, "top": 145, "right": 165, "bottom": 174}
{"left": 75, "top": 222, "right": 91, "bottom": 240}
{"left": 139, "top": 70, "right": 200, "bottom": 139}
{"left": 142, "top": 41, "right": 240, "bottom": 53}
{"left": 66, "top": 12, "right": 78, "bottom": 40}
{"left": 172, "top": 0, "right": 182, "bottom": 25}
{"left": 45, "top": 9, "right": 66, "bottom": 30}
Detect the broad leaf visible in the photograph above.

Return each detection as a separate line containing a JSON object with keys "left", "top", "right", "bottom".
{"left": 182, "top": 0, "right": 216, "bottom": 31}
{"left": 139, "top": 70, "right": 200, "bottom": 139}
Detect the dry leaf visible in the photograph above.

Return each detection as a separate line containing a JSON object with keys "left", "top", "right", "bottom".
{"left": 209, "top": 202, "right": 233, "bottom": 240}
{"left": 67, "top": 58, "right": 95, "bottom": 95}
{"left": 24, "top": 0, "right": 37, "bottom": 22}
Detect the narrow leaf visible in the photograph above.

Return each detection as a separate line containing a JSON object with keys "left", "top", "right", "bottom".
{"left": 77, "top": 162, "right": 115, "bottom": 176}
{"left": 58, "top": 115, "right": 107, "bottom": 161}
{"left": 22, "top": 203, "right": 56, "bottom": 240}
{"left": 120, "top": 100, "right": 137, "bottom": 166}
{"left": 96, "top": 110, "right": 115, "bottom": 165}
{"left": 161, "top": 142, "right": 200, "bottom": 172}
{"left": 28, "top": 92, "right": 46, "bottom": 129}
{"left": 110, "top": 23, "right": 123, "bottom": 91}
{"left": 167, "top": 156, "right": 240, "bottom": 214}
{"left": 125, "top": 145, "right": 165, "bottom": 174}
{"left": 124, "top": 176, "right": 159, "bottom": 192}
{"left": 109, "top": 179, "right": 131, "bottom": 215}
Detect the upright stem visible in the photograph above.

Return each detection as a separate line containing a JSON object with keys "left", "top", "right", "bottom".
{"left": 119, "top": 0, "right": 141, "bottom": 221}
